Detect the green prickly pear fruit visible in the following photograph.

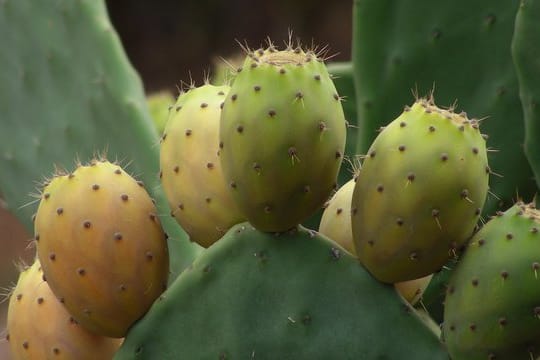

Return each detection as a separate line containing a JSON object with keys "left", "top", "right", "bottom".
{"left": 219, "top": 44, "right": 347, "bottom": 232}
{"left": 160, "top": 84, "right": 245, "bottom": 247}
{"left": 35, "top": 159, "right": 169, "bottom": 338}
{"left": 319, "top": 177, "right": 432, "bottom": 305}
{"left": 443, "top": 202, "right": 540, "bottom": 360}
{"left": 7, "top": 260, "right": 122, "bottom": 359}
{"left": 351, "top": 97, "right": 489, "bottom": 283}
{"left": 147, "top": 91, "right": 175, "bottom": 134}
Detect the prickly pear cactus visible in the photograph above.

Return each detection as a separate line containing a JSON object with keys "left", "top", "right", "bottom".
{"left": 219, "top": 45, "right": 347, "bottom": 232}
{"left": 0, "top": 0, "right": 199, "bottom": 280}
{"left": 351, "top": 98, "right": 489, "bottom": 283}
{"left": 443, "top": 202, "right": 540, "bottom": 360}
{"left": 512, "top": 0, "right": 540, "bottom": 191}
{"left": 352, "top": 0, "right": 537, "bottom": 215}
{"left": 7, "top": 260, "right": 122, "bottom": 359}
{"left": 35, "top": 160, "right": 169, "bottom": 338}
{"left": 319, "top": 177, "right": 433, "bottom": 305}
{"left": 160, "top": 84, "right": 244, "bottom": 247}
{"left": 115, "top": 223, "right": 447, "bottom": 359}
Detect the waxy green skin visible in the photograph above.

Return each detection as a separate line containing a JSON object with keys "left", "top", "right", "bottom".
{"left": 115, "top": 223, "right": 447, "bottom": 360}
{"left": 443, "top": 203, "right": 540, "bottom": 360}
{"left": 160, "top": 84, "right": 244, "bottom": 248}
{"left": 219, "top": 48, "right": 347, "bottom": 232}
{"left": 351, "top": 99, "right": 489, "bottom": 283}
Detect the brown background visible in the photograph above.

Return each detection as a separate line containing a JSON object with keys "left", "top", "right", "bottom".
{"left": 0, "top": 1, "right": 352, "bottom": 357}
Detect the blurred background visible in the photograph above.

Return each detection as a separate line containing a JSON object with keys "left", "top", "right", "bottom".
{"left": 0, "top": 1, "right": 352, "bottom": 358}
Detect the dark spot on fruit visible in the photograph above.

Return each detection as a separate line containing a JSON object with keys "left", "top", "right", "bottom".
{"left": 288, "top": 147, "right": 297, "bottom": 156}
{"left": 336, "top": 208, "right": 343, "bottom": 215}
{"left": 400, "top": 122, "right": 406, "bottom": 128}
{"left": 146, "top": 251, "right": 154, "bottom": 261}
{"left": 268, "top": 109, "right": 276, "bottom": 117}
{"left": 230, "top": 181, "right": 237, "bottom": 189}
{"left": 398, "top": 145, "right": 406, "bottom": 152}
{"left": 137, "top": 181, "right": 144, "bottom": 187}
{"left": 295, "top": 91, "right": 303, "bottom": 100}
{"left": 35, "top": 234, "right": 40, "bottom": 241}
{"left": 472, "top": 278, "right": 479, "bottom": 286}
{"left": 37, "top": 297, "right": 44, "bottom": 304}
{"left": 207, "top": 162, "right": 214, "bottom": 170}
{"left": 335, "top": 151, "right": 342, "bottom": 159}
{"left": 314, "top": 74, "right": 321, "bottom": 81}
{"left": 264, "top": 205, "right": 272, "bottom": 213}
{"left": 475, "top": 208, "right": 481, "bottom": 215}
{"left": 459, "top": 125, "right": 465, "bottom": 131}
{"left": 506, "top": 233, "right": 513, "bottom": 240}
{"left": 53, "top": 347, "right": 60, "bottom": 355}
{"left": 407, "top": 172, "right": 415, "bottom": 181}
{"left": 472, "top": 147, "right": 479, "bottom": 154}
{"left": 49, "top": 252, "right": 56, "bottom": 260}
{"left": 231, "top": 94, "right": 237, "bottom": 102}
{"left": 478, "top": 239, "right": 485, "bottom": 246}
{"left": 333, "top": 93, "right": 339, "bottom": 101}
{"left": 449, "top": 324, "right": 455, "bottom": 331}
{"left": 469, "top": 324, "right": 476, "bottom": 331}
{"left": 441, "top": 153, "right": 448, "bottom": 161}
{"left": 121, "top": 194, "right": 129, "bottom": 201}
{"left": 56, "top": 208, "right": 64, "bottom": 215}
{"left": 253, "top": 163, "right": 261, "bottom": 172}
{"left": 396, "top": 218, "right": 404, "bottom": 226}
{"left": 200, "top": 102, "right": 208, "bottom": 108}
{"left": 533, "top": 262, "right": 540, "bottom": 270}
{"left": 369, "top": 150, "right": 376, "bottom": 158}
{"left": 185, "top": 129, "right": 192, "bottom": 136}
{"left": 77, "top": 268, "right": 86, "bottom": 276}
{"left": 22, "top": 341, "right": 29, "bottom": 349}
{"left": 501, "top": 271, "right": 509, "bottom": 279}
{"left": 16, "top": 294, "right": 22, "bottom": 301}
{"left": 115, "top": 169, "right": 122, "bottom": 175}
{"left": 367, "top": 240, "right": 374, "bottom": 246}
{"left": 409, "top": 252, "right": 418, "bottom": 260}
{"left": 532, "top": 227, "right": 538, "bottom": 234}
{"left": 303, "top": 185, "right": 310, "bottom": 193}
{"left": 44, "top": 193, "right": 50, "bottom": 199}
{"left": 83, "top": 220, "right": 91, "bottom": 228}
{"left": 488, "top": 353, "right": 496, "bottom": 360}
{"left": 498, "top": 317, "right": 507, "bottom": 326}
{"left": 205, "top": 197, "right": 211, "bottom": 203}
{"left": 149, "top": 213, "right": 157, "bottom": 221}
{"left": 432, "top": 208, "right": 440, "bottom": 217}
{"left": 461, "top": 189, "right": 469, "bottom": 199}
{"left": 376, "top": 184, "right": 384, "bottom": 192}
{"left": 351, "top": 207, "right": 358, "bottom": 216}
{"left": 319, "top": 121, "right": 326, "bottom": 131}
{"left": 280, "top": 68, "right": 286, "bottom": 74}
{"left": 429, "top": 125, "right": 436, "bottom": 132}
{"left": 236, "top": 125, "right": 244, "bottom": 133}
{"left": 114, "top": 232, "right": 123, "bottom": 241}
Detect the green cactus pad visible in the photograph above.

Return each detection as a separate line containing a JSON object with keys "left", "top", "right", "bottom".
{"left": 443, "top": 202, "right": 540, "bottom": 359}
{"left": 352, "top": 0, "right": 537, "bottom": 215}
{"left": 0, "top": 0, "right": 200, "bottom": 280}
{"left": 512, "top": 0, "right": 540, "bottom": 192}
{"left": 219, "top": 46, "right": 347, "bottom": 232}
{"left": 160, "top": 84, "right": 245, "bottom": 247}
{"left": 115, "top": 223, "right": 447, "bottom": 359}
{"left": 351, "top": 98, "right": 489, "bottom": 283}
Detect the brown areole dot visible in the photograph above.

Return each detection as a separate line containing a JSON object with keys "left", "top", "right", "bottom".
{"left": 472, "top": 278, "right": 479, "bottom": 286}
{"left": 77, "top": 268, "right": 86, "bottom": 276}
{"left": 336, "top": 208, "right": 343, "bottom": 215}
{"left": 314, "top": 74, "right": 321, "bottom": 81}
{"left": 501, "top": 271, "right": 509, "bottom": 279}
{"left": 207, "top": 162, "right": 214, "bottom": 169}
{"left": 400, "top": 121, "right": 407, "bottom": 128}
{"left": 429, "top": 125, "right": 436, "bottom": 132}
{"left": 115, "top": 169, "right": 122, "bottom": 175}
{"left": 114, "top": 232, "right": 123, "bottom": 241}
{"left": 441, "top": 153, "right": 449, "bottom": 161}
{"left": 185, "top": 129, "right": 192, "bottom": 136}
{"left": 83, "top": 220, "right": 91, "bottom": 228}
{"left": 56, "top": 207, "right": 64, "bottom": 215}
{"left": 121, "top": 194, "right": 129, "bottom": 201}
{"left": 506, "top": 233, "right": 513, "bottom": 240}
{"left": 396, "top": 218, "right": 404, "bottom": 226}
{"left": 37, "top": 297, "right": 44, "bottom": 304}
{"left": 146, "top": 251, "right": 154, "bottom": 261}
{"left": 22, "top": 341, "right": 29, "bottom": 349}
{"left": 398, "top": 145, "right": 406, "bottom": 152}
{"left": 231, "top": 94, "right": 238, "bottom": 101}
{"left": 49, "top": 252, "right": 56, "bottom": 261}
{"left": 268, "top": 109, "right": 276, "bottom": 117}
{"left": 43, "top": 193, "right": 50, "bottom": 200}
{"left": 376, "top": 184, "right": 384, "bottom": 192}
{"left": 200, "top": 102, "right": 208, "bottom": 108}
{"left": 53, "top": 347, "right": 60, "bottom": 355}
{"left": 237, "top": 125, "right": 244, "bottom": 133}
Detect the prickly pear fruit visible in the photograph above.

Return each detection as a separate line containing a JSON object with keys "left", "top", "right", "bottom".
{"left": 35, "top": 159, "right": 169, "bottom": 338}
{"left": 7, "top": 260, "right": 121, "bottom": 359}
{"left": 319, "top": 177, "right": 432, "bottom": 305}
{"left": 160, "top": 84, "right": 244, "bottom": 247}
{"left": 351, "top": 97, "right": 489, "bottom": 283}
{"left": 443, "top": 202, "right": 540, "bottom": 360}
{"left": 219, "top": 44, "right": 347, "bottom": 232}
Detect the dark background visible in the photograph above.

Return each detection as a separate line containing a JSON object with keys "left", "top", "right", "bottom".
{"left": 105, "top": 0, "right": 353, "bottom": 93}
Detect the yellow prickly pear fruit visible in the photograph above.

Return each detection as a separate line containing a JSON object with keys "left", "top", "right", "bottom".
{"left": 160, "top": 84, "right": 245, "bottom": 247}
{"left": 35, "top": 159, "right": 169, "bottom": 337}
{"left": 7, "top": 260, "right": 122, "bottom": 359}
